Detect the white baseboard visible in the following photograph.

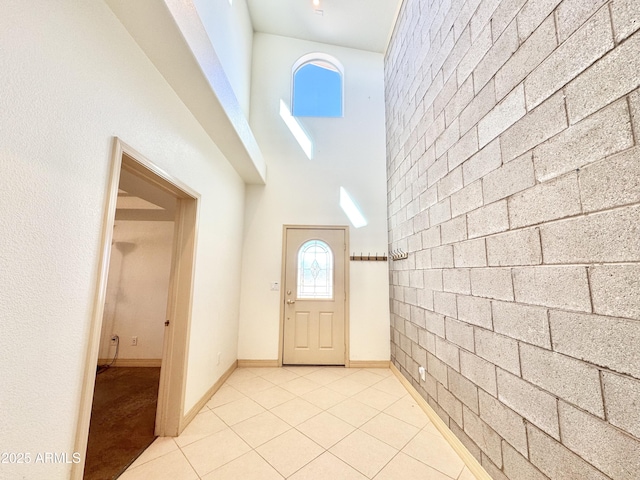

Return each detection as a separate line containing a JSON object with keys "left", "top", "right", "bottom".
{"left": 237, "top": 359, "right": 280, "bottom": 367}
{"left": 180, "top": 361, "right": 237, "bottom": 432}
{"left": 97, "top": 358, "right": 162, "bottom": 367}
{"left": 349, "top": 360, "right": 390, "bottom": 368}
{"left": 390, "top": 363, "right": 492, "bottom": 480}
{"left": 236, "top": 359, "right": 391, "bottom": 368}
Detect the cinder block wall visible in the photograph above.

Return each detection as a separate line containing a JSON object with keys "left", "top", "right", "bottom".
{"left": 384, "top": 0, "right": 640, "bottom": 478}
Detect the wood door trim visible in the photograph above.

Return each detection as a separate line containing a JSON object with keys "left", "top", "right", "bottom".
{"left": 72, "top": 138, "right": 200, "bottom": 479}
{"left": 278, "top": 225, "right": 350, "bottom": 367}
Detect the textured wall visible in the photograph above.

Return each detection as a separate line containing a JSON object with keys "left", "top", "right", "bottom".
{"left": 239, "top": 33, "right": 390, "bottom": 362}
{"left": 193, "top": 0, "right": 254, "bottom": 118}
{"left": 99, "top": 221, "right": 174, "bottom": 360}
{"left": 0, "top": 1, "right": 245, "bottom": 477}
{"left": 385, "top": 0, "right": 640, "bottom": 478}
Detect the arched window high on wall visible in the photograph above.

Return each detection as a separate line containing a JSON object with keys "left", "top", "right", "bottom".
{"left": 292, "top": 54, "right": 344, "bottom": 117}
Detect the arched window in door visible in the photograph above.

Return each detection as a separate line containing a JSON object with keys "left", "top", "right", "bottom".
{"left": 297, "top": 240, "right": 334, "bottom": 299}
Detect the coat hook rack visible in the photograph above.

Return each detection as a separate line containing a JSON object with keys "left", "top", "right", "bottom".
{"left": 390, "top": 249, "right": 408, "bottom": 261}
{"left": 350, "top": 252, "right": 388, "bottom": 261}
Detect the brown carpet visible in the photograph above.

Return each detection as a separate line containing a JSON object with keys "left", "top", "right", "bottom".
{"left": 83, "top": 367, "right": 161, "bottom": 480}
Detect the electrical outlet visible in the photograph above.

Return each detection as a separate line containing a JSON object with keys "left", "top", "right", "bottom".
{"left": 418, "top": 365, "right": 426, "bottom": 382}
{"left": 131, "top": 336, "right": 138, "bottom": 346}
{"left": 110, "top": 335, "right": 118, "bottom": 346}
{"left": 270, "top": 282, "right": 280, "bottom": 291}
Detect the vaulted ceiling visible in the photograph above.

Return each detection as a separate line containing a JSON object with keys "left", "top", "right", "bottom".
{"left": 246, "top": 0, "right": 402, "bottom": 53}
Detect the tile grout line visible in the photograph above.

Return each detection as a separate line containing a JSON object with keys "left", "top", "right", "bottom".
{"left": 122, "top": 368, "right": 470, "bottom": 480}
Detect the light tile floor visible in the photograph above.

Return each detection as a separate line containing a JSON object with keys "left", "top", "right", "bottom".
{"left": 120, "top": 366, "right": 476, "bottom": 480}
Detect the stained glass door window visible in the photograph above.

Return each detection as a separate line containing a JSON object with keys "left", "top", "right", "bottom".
{"left": 297, "top": 240, "right": 334, "bottom": 299}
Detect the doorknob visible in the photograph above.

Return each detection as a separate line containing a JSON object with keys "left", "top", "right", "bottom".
{"left": 286, "top": 299, "right": 296, "bottom": 304}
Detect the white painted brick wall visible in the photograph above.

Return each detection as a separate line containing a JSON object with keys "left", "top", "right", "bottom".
{"left": 445, "top": 316, "right": 475, "bottom": 351}
{"left": 467, "top": 199, "right": 509, "bottom": 238}
{"left": 550, "top": 310, "right": 640, "bottom": 378}
{"left": 512, "top": 265, "right": 591, "bottom": 311}
{"left": 482, "top": 152, "right": 535, "bottom": 204}
{"left": 474, "top": 20, "right": 519, "bottom": 93}
{"left": 462, "top": 138, "right": 502, "bottom": 184}
{"left": 450, "top": 180, "right": 483, "bottom": 217}
{"left": 508, "top": 172, "right": 581, "bottom": 228}
{"left": 520, "top": 344, "right": 604, "bottom": 417}
{"left": 475, "top": 328, "right": 521, "bottom": 375}
{"left": 453, "top": 238, "right": 487, "bottom": 267}
{"left": 540, "top": 205, "right": 640, "bottom": 264}
{"left": 526, "top": 423, "right": 611, "bottom": 480}
{"left": 492, "top": 300, "right": 550, "bottom": 348}
{"left": 479, "top": 390, "right": 528, "bottom": 455}
{"left": 457, "top": 294, "right": 493, "bottom": 328}
{"left": 463, "top": 406, "right": 503, "bottom": 464}
{"left": 449, "top": 368, "right": 480, "bottom": 413}
{"left": 601, "top": 372, "right": 640, "bottom": 439}
{"left": 490, "top": 0, "right": 525, "bottom": 40}
{"left": 459, "top": 78, "right": 496, "bottom": 134}
{"left": 611, "top": 0, "right": 640, "bottom": 42}
{"left": 460, "top": 350, "right": 497, "bottom": 396}
{"left": 579, "top": 146, "right": 640, "bottom": 212}
{"left": 386, "top": 0, "right": 640, "bottom": 477}
{"left": 502, "top": 443, "right": 549, "bottom": 480}
{"left": 533, "top": 98, "right": 633, "bottom": 182}
{"left": 485, "top": 227, "right": 542, "bottom": 266}
{"left": 443, "top": 268, "right": 471, "bottom": 294}
{"left": 559, "top": 402, "right": 640, "bottom": 479}
{"left": 555, "top": 0, "right": 607, "bottom": 42}
{"left": 495, "top": 16, "right": 557, "bottom": 101}
{"left": 589, "top": 264, "right": 640, "bottom": 319}
{"left": 499, "top": 91, "right": 567, "bottom": 162}
{"left": 565, "top": 32, "right": 640, "bottom": 123}
{"left": 497, "top": 369, "right": 560, "bottom": 439}
{"left": 470, "top": 267, "right": 514, "bottom": 301}
{"left": 524, "top": 6, "right": 613, "bottom": 109}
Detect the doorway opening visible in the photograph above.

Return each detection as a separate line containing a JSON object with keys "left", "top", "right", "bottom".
{"left": 280, "top": 225, "right": 350, "bottom": 366}
{"left": 73, "top": 139, "right": 199, "bottom": 480}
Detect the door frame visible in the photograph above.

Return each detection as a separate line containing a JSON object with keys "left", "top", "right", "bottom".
{"left": 278, "top": 225, "right": 350, "bottom": 367}
{"left": 72, "top": 138, "right": 200, "bottom": 479}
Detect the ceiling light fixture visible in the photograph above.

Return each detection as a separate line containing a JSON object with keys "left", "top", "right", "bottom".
{"left": 313, "top": 0, "right": 320, "bottom": 6}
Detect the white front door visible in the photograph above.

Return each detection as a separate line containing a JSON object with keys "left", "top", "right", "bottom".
{"left": 283, "top": 227, "right": 347, "bottom": 365}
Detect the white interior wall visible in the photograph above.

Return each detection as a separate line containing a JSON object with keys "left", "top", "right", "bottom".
{"left": 193, "top": 0, "right": 254, "bottom": 118}
{"left": 0, "top": 2, "right": 245, "bottom": 478}
{"left": 98, "top": 220, "right": 175, "bottom": 361}
{"left": 239, "top": 33, "right": 390, "bottom": 362}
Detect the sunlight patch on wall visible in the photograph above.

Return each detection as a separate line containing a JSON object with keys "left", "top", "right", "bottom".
{"left": 340, "top": 187, "right": 367, "bottom": 228}
{"left": 279, "top": 99, "right": 314, "bottom": 159}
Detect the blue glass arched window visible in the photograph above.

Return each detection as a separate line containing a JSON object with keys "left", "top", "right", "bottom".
{"left": 292, "top": 55, "right": 343, "bottom": 118}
